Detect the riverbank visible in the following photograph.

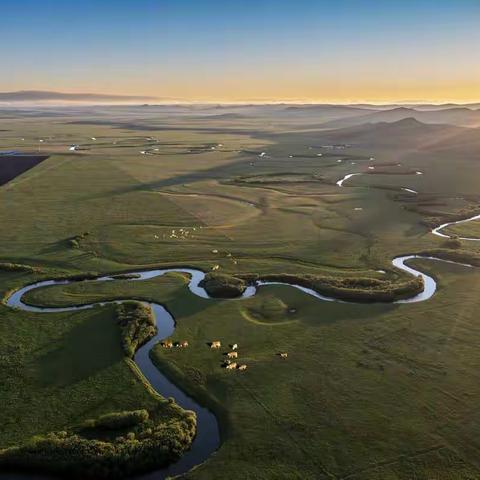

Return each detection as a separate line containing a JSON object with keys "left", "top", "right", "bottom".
{"left": 1, "top": 244, "right": 475, "bottom": 478}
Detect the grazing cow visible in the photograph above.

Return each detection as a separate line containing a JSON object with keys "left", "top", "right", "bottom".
{"left": 180, "top": 341, "right": 189, "bottom": 348}
{"left": 227, "top": 351, "right": 238, "bottom": 359}
{"left": 231, "top": 343, "right": 238, "bottom": 350}
{"left": 162, "top": 341, "right": 173, "bottom": 348}
{"left": 279, "top": 353, "right": 288, "bottom": 359}
{"left": 211, "top": 341, "right": 221, "bottom": 349}
{"left": 238, "top": 364, "right": 247, "bottom": 371}
{"left": 226, "top": 363, "right": 237, "bottom": 370}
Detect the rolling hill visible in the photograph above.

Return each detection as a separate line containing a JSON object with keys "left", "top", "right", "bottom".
{"left": 276, "top": 117, "right": 468, "bottom": 149}
{"left": 320, "top": 106, "right": 480, "bottom": 128}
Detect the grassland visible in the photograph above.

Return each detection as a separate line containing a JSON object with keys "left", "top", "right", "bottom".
{"left": 14, "top": 259, "right": 480, "bottom": 479}
{"left": 446, "top": 220, "right": 480, "bottom": 238}
{"left": 0, "top": 296, "right": 157, "bottom": 448}
{"left": 1, "top": 105, "right": 480, "bottom": 478}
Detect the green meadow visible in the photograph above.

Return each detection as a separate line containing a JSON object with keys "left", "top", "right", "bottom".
{"left": 1, "top": 106, "right": 480, "bottom": 478}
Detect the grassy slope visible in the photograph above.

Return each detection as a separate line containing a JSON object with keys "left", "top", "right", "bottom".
{"left": 161, "top": 260, "right": 480, "bottom": 479}
{"left": 446, "top": 220, "right": 480, "bottom": 238}
{"left": 20, "top": 260, "right": 480, "bottom": 479}
{"left": 0, "top": 300, "right": 158, "bottom": 448}
{"left": 1, "top": 111, "right": 480, "bottom": 478}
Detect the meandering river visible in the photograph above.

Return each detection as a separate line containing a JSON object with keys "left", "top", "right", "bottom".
{"left": 3, "top": 165, "right": 480, "bottom": 479}
{"left": 3, "top": 250, "right": 474, "bottom": 479}
{"left": 336, "top": 170, "right": 480, "bottom": 241}
{"left": 336, "top": 172, "right": 361, "bottom": 187}
{"left": 431, "top": 213, "right": 480, "bottom": 241}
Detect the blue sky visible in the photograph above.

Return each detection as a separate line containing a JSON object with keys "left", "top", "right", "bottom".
{"left": 1, "top": 0, "right": 479, "bottom": 102}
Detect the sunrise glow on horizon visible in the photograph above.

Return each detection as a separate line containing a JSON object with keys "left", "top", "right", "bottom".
{"left": 1, "top": 0, "right": 479, "bottom": 104}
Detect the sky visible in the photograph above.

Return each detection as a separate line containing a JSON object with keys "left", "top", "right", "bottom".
{"left": 1, "top": 0, "right": 479, "bottom": 103}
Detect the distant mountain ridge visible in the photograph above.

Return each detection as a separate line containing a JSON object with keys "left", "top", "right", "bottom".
{"left": 320, "top": 106, "right": 480, "bottom": 128}
{"left": 0, "top": 90, "right": 158, "bottom": 102}
{"left": 281, "top": 117, "right": 468, "bottom": 150}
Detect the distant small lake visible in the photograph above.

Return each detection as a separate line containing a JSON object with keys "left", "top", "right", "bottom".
{"left": 0, "top": 153, "right": 49, "bottom": 186}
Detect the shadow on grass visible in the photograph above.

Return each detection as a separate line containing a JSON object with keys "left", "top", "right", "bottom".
{"left": 251, "top": 284, "right": 399, "bottom": 327}
{"left": 66, "top": 119, "right": 261, "bottom": 135}
{"left": 77, "top": 155, "right": 256, "bottom": 201}
{"left": 163, "top": 284, "right": 218, "bottom": 322}
{"left": 35, "top": 308, "right": 123, "bottom": 388}
{"left": 301, "top": 300, "right": 398, "bottom": 327}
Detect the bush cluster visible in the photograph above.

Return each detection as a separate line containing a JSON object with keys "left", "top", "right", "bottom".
{"left": 0, "top": 262, "right": 42, "bottom": 274}
{"left": 68, "top": 232, "right": 90, "bottom": 249}
{"left": 418, "top": 248, "right": 480, "bottom": 267}
{"left": 110, "top": 273, "right": 141, "bottom": 280}
{"left": 86, "top": 410, "right": 150, "bottom": 430}
{"left": 66, "top": 272, "right": 99, "bottom": 281}
{"left": 0, "top": 405, "right": 196, "bottom": 479}
{"left": 251, "top": 273, "right": 424, "bottom": 303}
{"left": 116, "top": 301, "right": 156, "bottom": 357}
{"left": 441, "top": 236, "right": 462, "bottom": 249}
{"left": 199, "top": 272, "right": 246, "bottom": 298}
{"left": 422, "top": 207, "right": 480, "bottom": 229}
{"left": 233, "top": 172, "right": 321, "bottom": 185}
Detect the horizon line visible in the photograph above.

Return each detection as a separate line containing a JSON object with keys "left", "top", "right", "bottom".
{"left": 1, "top": 101, "right": 479, "bottom": 107}
{"left": 0, "top": 91, "right": 479, "bottom": 106}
